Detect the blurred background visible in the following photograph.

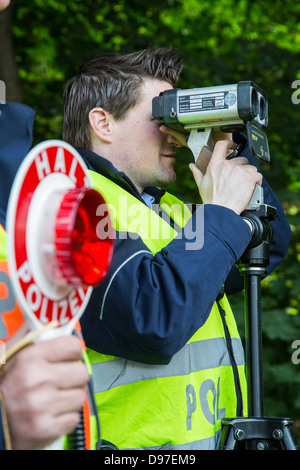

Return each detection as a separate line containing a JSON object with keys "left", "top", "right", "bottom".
{"left": 1, "top": 0, "right": 299, "bottom": 442}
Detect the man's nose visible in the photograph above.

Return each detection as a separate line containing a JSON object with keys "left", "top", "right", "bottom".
{"left": 166, "top": 133, "right": 181, "bottom": 148}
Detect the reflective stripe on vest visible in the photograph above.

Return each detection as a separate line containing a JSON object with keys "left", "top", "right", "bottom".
{"left": 88, "top": 170, "right": 248, "bottom": 450}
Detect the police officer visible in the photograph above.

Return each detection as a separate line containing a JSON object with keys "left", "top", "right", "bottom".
{"left": 62, "top": 48, "right": 291, "bottom": 449}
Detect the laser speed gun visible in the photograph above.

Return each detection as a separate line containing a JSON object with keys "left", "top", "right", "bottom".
{"left": 152, "top": 81, "right": 270, "bottom": 164}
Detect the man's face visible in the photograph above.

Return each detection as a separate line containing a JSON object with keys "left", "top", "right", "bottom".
{"left": 108, "top": 79, "right": 179, "bottom": 193}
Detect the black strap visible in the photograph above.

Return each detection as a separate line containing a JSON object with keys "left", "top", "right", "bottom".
{"left": 217, "top": 301, "right": 244, "bottom": 417}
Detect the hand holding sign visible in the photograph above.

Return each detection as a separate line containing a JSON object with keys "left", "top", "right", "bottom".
{"left": 2, "top": 140, "right": 113, "bottom": 450}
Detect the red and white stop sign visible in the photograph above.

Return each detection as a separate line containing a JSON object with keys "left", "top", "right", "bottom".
{"left": 7, "top": 140, "right": 112, "bottom": 336}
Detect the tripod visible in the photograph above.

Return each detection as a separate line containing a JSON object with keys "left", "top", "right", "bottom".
{"left": 219, "top": 200, "right": 299, "bottom": 450}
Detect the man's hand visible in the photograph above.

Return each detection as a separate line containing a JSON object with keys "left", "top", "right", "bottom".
{"left": 159, "top": 126, "right": 260, "bottom": 214}
{"left": 192, "top": 131, "right": 235, "bottom": 173}
{"left": 1, "top": 335, "right": 89, "bottom": 450}
{"left": 189, "top": 139, "right": 262, "bottom": 215}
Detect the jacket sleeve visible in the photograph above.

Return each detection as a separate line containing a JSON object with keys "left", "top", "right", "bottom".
{"left": 81, "top": 204, "right": 253, "bottom": 364}
{"left": 225, "top": 133, "right": 292, "bottom": 295}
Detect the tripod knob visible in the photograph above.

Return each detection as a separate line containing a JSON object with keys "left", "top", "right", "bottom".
{"left": 242, "top": 204, "right": 276, "bottom": 247}
{"left": 239, "top": 204, "right": 277, "bottom": 270}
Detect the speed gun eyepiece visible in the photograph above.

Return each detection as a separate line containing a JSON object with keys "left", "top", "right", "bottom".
{"left": 152, "top": 81, "right": 270, "bottom": 163}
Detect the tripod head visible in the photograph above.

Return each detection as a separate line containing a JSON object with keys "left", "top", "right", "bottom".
{"left": 239, "top": 201, "right": 277, "bottom": 272}
{"left": 238, "top": 189, "right": 277, "bottom": 273}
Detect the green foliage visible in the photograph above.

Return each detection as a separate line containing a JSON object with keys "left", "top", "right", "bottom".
{"left": 8, "top": 0, "right": 300, "bottom": 439}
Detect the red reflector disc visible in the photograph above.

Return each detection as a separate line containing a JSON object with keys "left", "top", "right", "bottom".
{"left": 55, "top": 187, "right": 113, "bottom": 287}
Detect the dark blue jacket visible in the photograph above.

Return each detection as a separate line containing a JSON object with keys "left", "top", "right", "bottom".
{"left": 78, "top": 137, "right": 291, "bottom": 365}
{"left": 0, "top": 102, "right": 35, "bottom": 228}
{"left": 0, "top": 102, "right": 35, "bottom": 449}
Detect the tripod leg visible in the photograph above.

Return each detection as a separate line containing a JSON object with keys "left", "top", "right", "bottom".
{"left": 219, "top": 428, "right": 239, "bottom": 450}
{"left": 276, "top": 424, "right": 299, "bottom": 450}
{"left": 219, "top": 419, "right": 242, "bottom": 450}
{"left": 243, "top": 271, "right": 265, "bottom": 417}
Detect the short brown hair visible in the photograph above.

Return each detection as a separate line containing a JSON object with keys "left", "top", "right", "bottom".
{"left": 63, "top": 47, "right": 182, "bottom": 149}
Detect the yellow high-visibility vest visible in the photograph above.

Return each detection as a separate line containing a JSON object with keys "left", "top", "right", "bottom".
{"left": 87, "top": 170, "right": 248, "bottom": 450}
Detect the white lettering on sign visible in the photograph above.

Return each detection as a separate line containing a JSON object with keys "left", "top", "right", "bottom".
{"left": 17, "top": 260, "right": 83, "bottom": 326}
{"left": 26, "top": 283, "right": 42, "bottom": 312}
{"left": 58, "top": 299, "right": 68, "bottom": 325}
{"left": 53, "top": 147, "right": 66, "bottom": 173}
{"left": 17, "top": 260, "right": 32, "bottom": 283}
{"left": 69, "top": 157, "right": 78, "bottom": 183}
{"left": 35, "top": 150, "right": 51, "bottom": 180}
{"left": 35, "top": 147, "right": 78, "bottom": 183}
{"left": 40, "top": 296, "right": 49, "bottom": 323}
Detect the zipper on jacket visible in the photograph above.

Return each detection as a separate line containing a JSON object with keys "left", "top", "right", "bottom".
{"left": 217, "top": 301, "right": 244, "bottom": 417}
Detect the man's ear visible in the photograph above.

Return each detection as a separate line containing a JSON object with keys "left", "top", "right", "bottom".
{"left": 89, "top": 107, "right": 113, "bottom": 143}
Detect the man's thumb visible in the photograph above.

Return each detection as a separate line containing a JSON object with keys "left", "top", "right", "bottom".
{"left": 189, "top": 163, "right": 204, "bottom": 185}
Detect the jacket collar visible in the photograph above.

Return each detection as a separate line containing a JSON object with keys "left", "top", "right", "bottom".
{"left": 77, "top": 148, "right": 166, "bottom": 205}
